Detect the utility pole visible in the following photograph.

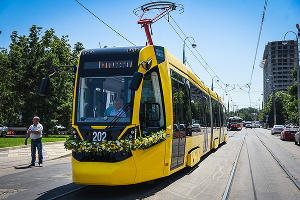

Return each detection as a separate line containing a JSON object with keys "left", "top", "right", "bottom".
{"left": 228, "top": 100, "right": 230, "bottom": 117}
{"left": 296, "top": 24, "right": 300, "bottom": 126}
{"left": 273, "top": 83, "right": 277, "bottom": 125}
{"left": 259, "top": 104, "right": 261, "bottom": 122}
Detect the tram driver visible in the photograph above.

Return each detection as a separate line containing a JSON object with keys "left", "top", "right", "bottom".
{"left": 105, "top": 98, "right": 126, "bottom": 117}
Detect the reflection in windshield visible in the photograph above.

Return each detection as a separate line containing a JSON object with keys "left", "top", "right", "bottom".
{"left": 77, "top": 76, "right": 132, "bottom": 123}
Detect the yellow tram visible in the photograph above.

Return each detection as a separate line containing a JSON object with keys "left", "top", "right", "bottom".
{"left": 71, "top": 45, "right": 227, "bottom": 185}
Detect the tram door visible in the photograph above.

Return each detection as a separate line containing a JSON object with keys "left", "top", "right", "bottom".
{"left": 209, "top": 96, "right": 214, "bottom": 150}
{"left": 204, "top": 96, "right": 211, "bottom": 152}
{"left": 218, "top": 102, "right": 222, "bottom": 145}
{"left": 170, "top": 70, "right": 191, "bottom": 170}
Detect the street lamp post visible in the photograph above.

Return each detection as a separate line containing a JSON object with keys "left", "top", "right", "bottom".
{"left": 211, "top": 76, "right": 219, "bottom": 91}
{"left": 266, "top": 76, "right": 276, "bottom": 125}
{"left": 283, "top": 25, "right": 300, "bottom": 126}
{"left": 183, "top": 36, "right": 196, "bottom": 65}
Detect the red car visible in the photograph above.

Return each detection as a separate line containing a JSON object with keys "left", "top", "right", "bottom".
{"left": 280, "top": 127, "right": 298, "bottom": 141}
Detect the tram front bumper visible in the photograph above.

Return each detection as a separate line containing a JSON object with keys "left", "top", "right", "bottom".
{"left": 72, "top": 156, "right": 136, "bottom": 185}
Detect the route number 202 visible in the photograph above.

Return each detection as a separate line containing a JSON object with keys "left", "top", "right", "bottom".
{"left": 92, "top": 131, "right": 107, "bottom": 142}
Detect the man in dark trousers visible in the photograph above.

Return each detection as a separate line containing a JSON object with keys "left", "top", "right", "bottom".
{"left": 25, "top": 116, "right": 43, "bottom": 167}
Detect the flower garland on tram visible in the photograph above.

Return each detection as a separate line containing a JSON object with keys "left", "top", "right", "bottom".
{"left": 64, "top": 130, "right": 166, "bottom": 153}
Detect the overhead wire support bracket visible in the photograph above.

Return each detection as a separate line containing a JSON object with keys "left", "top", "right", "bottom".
{"left": 133, "top": 1, "right": 183, "bottom": 45}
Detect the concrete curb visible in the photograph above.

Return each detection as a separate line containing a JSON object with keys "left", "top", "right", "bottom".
{"left": 0, "top": 141, "right": 66, "bottom": 152}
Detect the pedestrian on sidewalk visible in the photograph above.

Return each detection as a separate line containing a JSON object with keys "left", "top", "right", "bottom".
{"left": 25, "top": 116, "right": 43, "bottom": 167}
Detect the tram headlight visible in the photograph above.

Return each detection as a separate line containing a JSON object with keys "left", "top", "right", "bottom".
{"left": 121, "top": 126, "right": 140, "bottom": 140}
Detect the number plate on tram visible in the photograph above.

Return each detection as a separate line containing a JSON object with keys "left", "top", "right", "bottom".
{"left": 91, "top": 131, "right": 107, "bottom": 142}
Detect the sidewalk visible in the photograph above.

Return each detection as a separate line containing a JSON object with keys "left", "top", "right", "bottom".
{"left": 0, "top": 141, "right": 71, "bottom": 169}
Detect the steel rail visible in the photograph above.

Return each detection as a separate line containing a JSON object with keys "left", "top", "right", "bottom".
{"left": 47, "top": 185, "right": 88, "bottom": 200}
{"left": 227, "top": 130, "right": 238, "bottom": 138}
{"left": 244, "top": 132, "right": 258, "bottom": 200}
{"left": 221, "top": 130, "right": 247, "bottom": 200}
{"left": 254, "top": 130, "right": 300, "bottom": 190}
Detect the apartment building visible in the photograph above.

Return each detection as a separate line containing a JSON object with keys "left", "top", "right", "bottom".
{"left": 262, "top": 40, "right": 299, "bottom": 104}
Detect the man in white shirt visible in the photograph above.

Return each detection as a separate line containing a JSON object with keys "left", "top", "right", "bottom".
{"left": 25, "top": 116, "right": 43, "bottom": 167}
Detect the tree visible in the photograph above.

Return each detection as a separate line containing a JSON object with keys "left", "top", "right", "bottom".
{"left": 262, "top": 91, "right": 291, "bottom": 127}
{"left": 1, "top": 25, "right": 84, "bottom": 133}
{"left": 229, "top": 107, "right": 259, "bottom": 121}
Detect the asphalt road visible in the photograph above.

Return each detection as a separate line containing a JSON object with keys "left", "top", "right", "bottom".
{"left": 1, "top": 128, "right": 299, "bottom": 200}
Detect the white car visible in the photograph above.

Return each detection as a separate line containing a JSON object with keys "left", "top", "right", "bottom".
{"left": 271, "top": 125, "right": 284, "bottom": 135}
{"left": 0, "top": 124, "right": 9, "bottom": 137}
{"left": 245, "top": 122, "right": 252, "bottom": 129}
{"left": 192, "top": 124, "right": 201, "bottom": 132}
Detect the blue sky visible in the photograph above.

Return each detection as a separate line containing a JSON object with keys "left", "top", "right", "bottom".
{"left": 1, "top": 0, "right": 300, "bottom": 110}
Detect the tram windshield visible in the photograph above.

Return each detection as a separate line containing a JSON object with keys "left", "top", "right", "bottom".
{"left": 76, "top": 76, "right": 132, "bottom": 124}
{"left": 229, "top": 117, "right": 242, "bottom": 123}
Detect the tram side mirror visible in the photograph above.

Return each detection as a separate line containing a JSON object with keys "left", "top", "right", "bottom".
{"left": 39, "top": 78, "right": 50, "bottom": 96}
{"left": 129, "top": 72, "right": 143, "bottom": 91}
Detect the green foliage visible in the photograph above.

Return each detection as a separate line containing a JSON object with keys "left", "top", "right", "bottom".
{"left": 262, "top": 90, "right": 298, "bottom": 126}
{"left": 0, "top": 137, "right": 67, "bottom": 148}
{"left": 0, "top": 25, "right": 84, "bottom": 133}
{"left": 229, "top": 107, "right": 259, "bottom": 121}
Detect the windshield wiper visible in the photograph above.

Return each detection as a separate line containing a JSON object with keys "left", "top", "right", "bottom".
{"left": 105, "top": 103, "right": 131, "bottom": 129}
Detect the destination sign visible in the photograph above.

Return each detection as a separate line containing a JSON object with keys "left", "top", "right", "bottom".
{"left": 83, "top": 60, "right": 133, "bottom": 70}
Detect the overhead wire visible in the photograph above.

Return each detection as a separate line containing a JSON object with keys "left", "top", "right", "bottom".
{"left": 74, "top": 0, "right": 136, "bottom": 46}
{"left": 164, "top": 13, "right": 235, "bottom": 100}
{"left": 169, "top": 15, "right": 227, "bottom": 87}
{"left": 247, "top": 0, "right": 269, "bottom": 105}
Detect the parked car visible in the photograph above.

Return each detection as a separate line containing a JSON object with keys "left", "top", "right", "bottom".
{"left": 192, "top": 124, "right": 201, "bottom": 132}
{"left": 295, "top": 132, "right": 300, "bottom": 145}
{"left": 245, "top": 122, "right": 252, "bottom": 129}
{"left": 0, "top": 124, "right": 9, "bottom": 137}
{"left": 280, "top": 127, "right": 298, "bottom": 141}
{"left": 271, "top": 125, "right": 284, "bottom": 135}
{"left": 254, "top": 122, "right": 260, "bottom": 128}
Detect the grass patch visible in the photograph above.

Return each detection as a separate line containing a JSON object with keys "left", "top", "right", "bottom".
{"left": 0, "top": 136, "right": 68, "bottom": 148}
{"left": 47, "top": 135, "right": 70, "bottom": 138}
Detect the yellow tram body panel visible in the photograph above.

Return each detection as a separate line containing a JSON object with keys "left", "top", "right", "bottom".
{"left": 72, "top": 156, "right": 136, "bottom": 185}
{"left": 71, "top": 45, "right": 227, "bottom": 185}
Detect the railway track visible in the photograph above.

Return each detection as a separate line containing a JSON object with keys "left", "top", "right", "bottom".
{"left": 48, "top": 185, "right": 88, "bottom": 200}
{"left": 227, "top": 130, "right": 238, "bottom": 138}
{"left": 253, "top": 129, "right": 300, "bottom": 190}
{"left": 222, "top": 129, "right": 249, "bottom": 200}
{"left": 223, "top": 128, "right": 300, "bottom": 200}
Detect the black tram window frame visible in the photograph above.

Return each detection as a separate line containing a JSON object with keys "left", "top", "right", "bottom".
{"left": 74, "top": 76, "right": 136, "bottom": 126}
{"left": 170, "top": 69, "right": 193, "bottom": 135}
{"left": 74, "top": 65, "right": 139, "bottom": 126}
{"left": 189, "top": 82, "right": 209, "bottom": 130}
{"left": 139, "top": 66, "right": 166, "bottom": 132}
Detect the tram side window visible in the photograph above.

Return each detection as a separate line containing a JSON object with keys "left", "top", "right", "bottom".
{"left": 223, "top": 106, "right": 227, "bottom": 127}
{"left": 206, "top": 97, "right": 211, "bottom": 127}
{"left": 220, "top": 104, "right": 224, "bottom": 127}
{"left": 221, "top": 105, "right": 226, "bottom": 127}
{"left": 190, "top": 83, "right": 208, "bottom": 131}
{"left": 212, "top": 99, "right": 220, "bottom": 128}
{"left": 171, "top": 70, "right": 192, "bottom": 135}
{"left": 140, "top": 71, "right": 165, "bottom": 135}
